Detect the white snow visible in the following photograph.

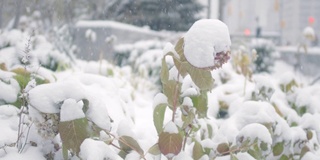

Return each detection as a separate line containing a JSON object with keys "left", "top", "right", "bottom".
{"left": 182, "top": 97, "right": 193, "bottom": 106}
{"left": 153, "top": 93, "right": 168, "bottom": 108}
{"left": 184, "top": 19, "right": 231, "bottom": 69}
{"left": 236, "top": 123, "right": 272, "bottom": 145}
{"left": 60, "top": 99, "right": 85, "bottom": 122}
{"left": 80, "top": 139, "right": 122, "bottom": 160}
{"left": 163, "top": 121, "right": 179, "bottom": 134}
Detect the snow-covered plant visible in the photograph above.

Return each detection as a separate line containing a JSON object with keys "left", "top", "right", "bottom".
{"left": 250, "top": 38, "right": 276, "bottom": 73}
{"left": 150, "top": 19, "right": 231, "bottom": 159}
{"left": 232, "top": 45, "right": 257, "bottom": 94}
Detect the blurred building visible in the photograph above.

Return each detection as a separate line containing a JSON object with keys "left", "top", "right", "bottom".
{"left": 281, "top": 0, "right": 320, "bottom": 46}
{"left": 220, "top": 0, "right": 320, "bottom": 46}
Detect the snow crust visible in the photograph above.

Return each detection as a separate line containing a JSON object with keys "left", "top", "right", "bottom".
{"left": 184, "top": 19, "right": 231, "bottom": 69}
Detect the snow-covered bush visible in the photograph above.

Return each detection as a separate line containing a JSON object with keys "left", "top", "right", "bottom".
{"left": 114, "top": 40, "right": 166, "bottom": 85}
{"left": 250, "top": 38, "right": 276, "bottom": 73}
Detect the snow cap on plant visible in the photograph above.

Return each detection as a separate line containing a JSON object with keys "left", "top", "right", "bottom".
{"left": 184, "top": 19, "right": 231, "bottom": 70}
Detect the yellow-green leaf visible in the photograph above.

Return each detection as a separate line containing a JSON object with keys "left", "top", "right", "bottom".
{"left": 185, "top": 62, "right": 214, "bottom": 91}
{"left": 148, "top": 143, "right": 161, "bottom": 155}
{"left": 119, "top": 136, "right": 144, "bottom": 156}
{"left": 273, "top": 142, "right": 284, "bottom": 156}
{"left": 58, "top": 118, "right": 90, "bottom": 157}
{"left": 163, "top": 80, "right": 181, "bottom": 107}
{"left": 153, "top": 104, "right": 167, "bottom": 134}
{"left": 191, "top": 91, "right": 208, "bottom": 118}
{"left": 193, "top": 141, "right": 204, "bottom": 160}
{"left": 160, "top": 57, "right": 169, "bottom": 84}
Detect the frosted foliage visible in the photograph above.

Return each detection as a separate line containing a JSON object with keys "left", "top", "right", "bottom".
{"left": 184, "top": 19, "right": 231, "bottom": 69}
{"left": 237, "top": 123, "right": 272, "bottom": 144}
{"left": 0, "top": 78, "right": 19, "bottom": 104}
{"left": 164, "top": 121, "right": 179, "bottom": 133}
{"left": 28, "top": 81, "right": 86, "bottom": 113}
{"left": 60, "top": 99, "right": 85, "bottom": 122}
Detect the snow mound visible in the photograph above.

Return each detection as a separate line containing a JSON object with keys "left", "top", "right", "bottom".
{"left": 184, "top": 19, "right": 231, "bottom": 69}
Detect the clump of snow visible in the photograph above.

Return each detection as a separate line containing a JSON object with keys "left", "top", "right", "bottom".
{"left": 80, "top": 139, "right": 122, "bottom": 160}
{"left": 0, "top": 76, "right": 20, "bottom": 104}
{"left": 28, "top": 80, "right": 86, "bottom": 114}
{"left": 153, "top": 93, "right": 168, "bottom": 108}
{"left": 60, "top": 99, "right": 85, "bottom": 122}
{"left": 182, "top": 97, "right": 193, "bottom": 106}
{"left": 184, "top": 19, "right": 231, "bottom": 69}
{"left": 236, "top": 123, "right": 272, "bottom": 145}
{"left": 163, "top": 121, "right": 179, "bottom": 133}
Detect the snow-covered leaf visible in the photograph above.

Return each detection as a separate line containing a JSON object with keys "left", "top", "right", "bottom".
{"left": 59, "top": 117, "right": 90, "bottom": 157}
{"left": 153, "top": 104, "right": 167, "bottom": 134}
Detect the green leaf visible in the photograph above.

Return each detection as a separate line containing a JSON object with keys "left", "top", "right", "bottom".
{"left": 158, "top": 132, "right": 183, "bottom": 158}
{"left": 207, "top": 124, "right": 213, "bottom": 138}
{"left": 184, "top": 62, "right": 214, "bottom": 91}
{"left": 174, "top": 38, "right": 185, "bottom": 59}
{"left": 193, "top": 141, "right": 204, "bottom": 160}
{"left": 153, "top": 104, "right": 167, "bottom": 134}
{"left": 82, "top": 99, "right": 89, "bottom": 114}
{"left": 231, "top": 153, "right": 239, "bottom": 160}
{"left": 307, "top": 130, "right": 313, "bottom": 140}
{"left": 260, "top": 141, "right": 268, "bottom": 151}
{"left": 148, "top": 143, "right": 161, "bottom": 155}
{"left": 182, "top": 112, "right": 195, "bottom": 129}
{"left": 217, "top": 143, "right": 229, "bottom": 155}
{"left": 160, "top": 57, "right": 169, "bottom": 84}
{"left": 163, "top": 80, "right": 181, "bottom": 107}
{"left": 191, "top": 91, "right": 208, "bottom": 118}
{"left": 273, "top": 142, "right": 284, "bottom": 156}
{"left": 280, "top": 154, "right": 289, "bottom": 160}
{"left": 119, "top": 136, "right": 144, "bottom": 156}
{"left": 300, "top": 146, "right": 310, "bottom": 159}
{"left": 58, "top": 118, "right": 90, "bottom": 157}
{"left": 62, "top": 145, "right": 68, "bottom": 160}
{"left": 173, "top": 58, "right": 188, "bottom": 77}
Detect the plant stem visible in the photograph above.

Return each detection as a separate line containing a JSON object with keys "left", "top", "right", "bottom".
{"left": 182, "top": 127, "right": 192, "bottom": 151}
{"left": 172, "top": 71, "right": 180, "bottom": 122}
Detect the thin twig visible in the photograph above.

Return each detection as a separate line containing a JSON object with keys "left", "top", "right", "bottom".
{"left": 19, "top": 122, "right": 33, "bottom": 153}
